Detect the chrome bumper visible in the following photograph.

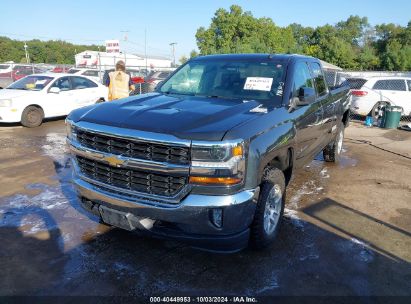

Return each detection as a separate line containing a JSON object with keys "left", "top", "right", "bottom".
{"left": 73, "top": 171, "right": 258, "bottom": 235}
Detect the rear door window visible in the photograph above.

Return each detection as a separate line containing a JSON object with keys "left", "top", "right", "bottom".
{"left": 309, "top": 62, "right": 328, "bottom": 97}
{"left": 373, "top": 79, "right": 406, "bottom": 91}
{"left": 71, "top": 76, "right": 98, "bottom": 89}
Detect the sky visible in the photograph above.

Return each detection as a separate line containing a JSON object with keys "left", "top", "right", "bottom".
{"left": 1, "top": 0, "right": 410, "bottom": 61}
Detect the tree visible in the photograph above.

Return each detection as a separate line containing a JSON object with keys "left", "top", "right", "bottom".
{"left": 0, "top": 36, "right": 102, "bottom": 64}
{"left": 190, "top": 49, "right": 199, "bottom": 58}
{"left": 195, "top": 5, "right": 411, "bottom": 71}
{"left": 195, "top": 5, "right": 296, "bottom": 55}
{"left": 179, "top": 55, "right": 188, "bottom": 64}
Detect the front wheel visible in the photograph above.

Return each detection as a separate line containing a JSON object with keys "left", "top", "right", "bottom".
{"left": 250, "top": 167, "right": 285, "bottom": 249}
{"left": 323, "top": 123, "right": 344, "bottom": 162}
{"left": 21, "top": 106, "right": 44, "bottom": 128}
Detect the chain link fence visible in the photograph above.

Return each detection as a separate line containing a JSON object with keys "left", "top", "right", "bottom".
{"left": 324, "top": 70, "right": 411, "bottom": 126}
{"left": 1, "top": 61, "right": 410, "bottom": 127}
{"left": 0, "top": 63, "right": 73, "bottom": 89}
{"left": 0, "top": 61, "right": 174, "bottom": 95}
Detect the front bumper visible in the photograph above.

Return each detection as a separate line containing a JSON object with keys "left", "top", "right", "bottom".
{"left": 0, "top": 107, "right": 21, "bottom": 123}
{"left": 73, "top": 172, "right": 259, "bottom": 252}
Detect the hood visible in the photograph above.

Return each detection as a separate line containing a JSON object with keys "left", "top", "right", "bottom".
{"left": 70, "top": 93, "right": 280, "bottom": 141}
{"left": 0, "top": 89, "right": 40, "bottom": 99}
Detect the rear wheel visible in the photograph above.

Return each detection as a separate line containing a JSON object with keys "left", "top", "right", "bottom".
{"left": 323, "top": 123, "right": 344, "bottom": 162}
{"left": 250, "top": 167, "right": 285, "bottom": 249}
{"left": 21, "top": 106, "right": 44, "bottom": 128}
{"left": 371, "top": 101, "right": 388, "bottom": 122}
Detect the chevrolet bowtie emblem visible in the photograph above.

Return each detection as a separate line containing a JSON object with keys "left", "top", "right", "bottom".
{"left": 104, "top": 155, "right": 124, "bottom": 167}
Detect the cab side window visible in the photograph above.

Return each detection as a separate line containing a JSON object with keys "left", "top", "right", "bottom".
{"left": 310, "top": 62, "right": 328, "bottom": 97}
{"left": 293, "top": 62, "right": 314, "bottom": 100}
{"left": 50, "top": 77, "right": 72, "bottom": 91}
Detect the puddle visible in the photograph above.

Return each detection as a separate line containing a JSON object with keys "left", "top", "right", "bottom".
{"left": 339, "top": 154, "right": 358, "bottom": 168}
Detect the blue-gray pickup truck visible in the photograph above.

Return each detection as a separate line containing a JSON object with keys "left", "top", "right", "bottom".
{"left": 66, "top": 54, "right": 350, "bottom": 252}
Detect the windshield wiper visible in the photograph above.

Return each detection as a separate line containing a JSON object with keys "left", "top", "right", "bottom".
{"left": 163, "top": 91, "right": 195, "bottom": 96}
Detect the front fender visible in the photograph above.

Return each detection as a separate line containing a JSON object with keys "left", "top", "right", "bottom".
{"left": 244, "top": 121, "right": 295, "bottom": 189}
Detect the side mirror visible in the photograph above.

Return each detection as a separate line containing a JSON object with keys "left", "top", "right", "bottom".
{"left": 296, "top": 87, "right": 316, "bottom": 106}
{"left": 49, "top": 87, "right": 60, "bottom": 94}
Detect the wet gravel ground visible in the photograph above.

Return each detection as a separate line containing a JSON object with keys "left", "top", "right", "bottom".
{"left": 0, "top": 120, "right": 410, "bottom": 297}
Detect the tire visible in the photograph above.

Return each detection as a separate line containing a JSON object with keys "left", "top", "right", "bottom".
{"left": 21, "top": 106, "right": 44, "bottom": 128}
{"left": 96, "top": 98, "right": 105, "bottom": 104}
{"left": 371, "top": 101, "right": 388, "bottom": 122}
{"left": 323, "top": 123, "right": 344, "bottom": 162}
{"left": 250, "top": 167, "right": 286, "bottom": 249}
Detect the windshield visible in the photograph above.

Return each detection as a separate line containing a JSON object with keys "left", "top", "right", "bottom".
{"left": 159, "top": 59, "right": 285, "bottom": 101}
{"left": 68, "top": 69, "right": 80, "bottom": 74}
{"left": 0, "top": 65, "right": 10, "bottom": 70}
{"left": 7, "top": 75, "right": 54, "bottom": 91}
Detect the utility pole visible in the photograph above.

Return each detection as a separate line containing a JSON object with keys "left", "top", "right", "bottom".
{"left": 24, "top": 42, "right": 30, "bottom": 64}
{"left": 169, "top": 42, "right": 177, "bottom": 67}
{"left": 120, "top": 30, "right": 129, "bottom": 42}
{"left": 121, "top": 30, "right": 129, "bottom": 66}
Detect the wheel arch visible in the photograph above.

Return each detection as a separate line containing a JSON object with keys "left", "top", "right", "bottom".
{"left": 24, "top": 104, "right": 45, "bottom": 115}
{"left": 265, "top": 147, "right": 294, "bottom": 186}
{"left": 368, "top": 100, "right": 391, "bottom": 116}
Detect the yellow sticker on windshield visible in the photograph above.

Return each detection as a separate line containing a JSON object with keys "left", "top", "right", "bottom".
{"left": 244, "top": 77, "right": 273, "bottom": 91}
{"left": 25, "top": 83, "right": 35, "bottom": 89}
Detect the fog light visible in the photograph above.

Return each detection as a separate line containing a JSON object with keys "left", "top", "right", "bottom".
{"left": 210, "top": 208, "right": 223, "bottom": 228}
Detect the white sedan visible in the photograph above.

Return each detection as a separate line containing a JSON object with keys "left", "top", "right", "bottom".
{"left": 0, "top": 73, "right": 108, "bottom": 127}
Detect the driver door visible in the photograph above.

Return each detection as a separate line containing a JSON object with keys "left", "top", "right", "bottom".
{"left": 45, "top": 76, "right": 76, "bottom": 117}
{"left": 292, "top": 61, "right": 324, "bottom": 166}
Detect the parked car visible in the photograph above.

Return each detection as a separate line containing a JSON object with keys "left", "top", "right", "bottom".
{"left": 66, "top": 54, "right": 351, "bottom": 252}
{"left": 0, "top": 63, "right": 13, "bottom": 75}
{"left": 67, "top": 68, "right": 102, "bottom": 82}
{"left": 145, "top": 70, "right": 173, "bottom": 87}
{"left": 0, "top": 65, "right": 43, "bottom": 88}
{"left": 52, "top": 66, "right": 72, "bottom": 73}
{"left": 0, "top": 73, "right": 108, "bottom": 127}
{"left": 344, "top": 77, "right": 368, "bottom": 90}
{"left": 350, "top": 76, "right": 411, "bottom": 120}
{"left": 102, "top": 69, "right": 148, "bottom": 85}
{"left": 13, "top": 67, "right": 45, "bottom": 81}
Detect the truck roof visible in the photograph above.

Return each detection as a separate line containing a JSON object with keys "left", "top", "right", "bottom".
{"left": 192, "top": 53, "right": 316, "bottom": 63}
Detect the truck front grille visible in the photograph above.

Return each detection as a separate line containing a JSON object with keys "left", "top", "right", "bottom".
{"left": 76, "top": 156, "right": 187, "bottom": 197}
{"left": 76, "top": 129, "right": 190, "bottom": 165}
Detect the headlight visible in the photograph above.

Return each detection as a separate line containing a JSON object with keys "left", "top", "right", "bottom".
{"left": 190, "top": 140, "right": 246, "bottom": 186}
{"left": 65, "top": 119, "right": 76, "bottom": 140}
{"left": 0, "top": 99, "right": 12, "bottom": 107}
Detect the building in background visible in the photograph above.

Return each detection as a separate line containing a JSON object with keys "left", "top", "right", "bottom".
{"left": 74, "top": 51, "right": 172, "bottom": 71}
